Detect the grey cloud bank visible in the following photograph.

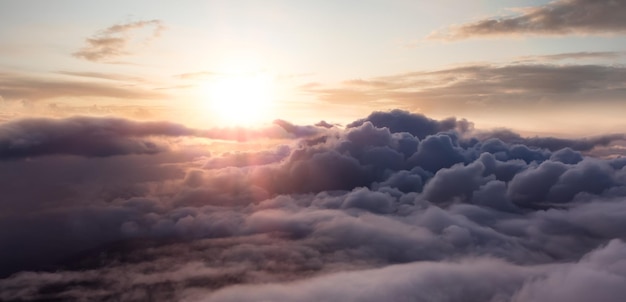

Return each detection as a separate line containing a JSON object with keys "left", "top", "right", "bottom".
{"left": 1, "top": 110, "right": 626, "bottom": 301}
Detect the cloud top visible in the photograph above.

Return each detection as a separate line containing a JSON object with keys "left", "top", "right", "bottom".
{"left": 0, "top": 110, "right": 626, "bottom": 301}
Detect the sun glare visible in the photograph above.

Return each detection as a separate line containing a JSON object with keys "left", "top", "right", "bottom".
{"left": 201, "top": 72, "right": 275, "bottom": 126}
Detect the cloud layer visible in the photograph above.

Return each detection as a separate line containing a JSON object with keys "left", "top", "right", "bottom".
{"left": 1, "top": 110, "right": 626, "bottom": 301}
{"left": 0, "top": 116, "right": 326, "bottom": 159}
{"left": 429, "top": 0, "right": 626, "bottom": 40}
{"left": 302, "top": 63, "right": 626, "bottom": 120}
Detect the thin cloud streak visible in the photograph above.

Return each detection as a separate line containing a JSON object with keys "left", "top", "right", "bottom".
{"left": 429, "top": 0, "right": 626, "bottom": 40}
{"left": 56, "top": 71, "right": 146, "bottom": 82}
{"left": 0, "top": 72, "right": 165, "bottom": 101}
{"left": 301, "top": 63, "right": 626, "bottom": 118}
{"left": 73, "top": 20, "right": 165, "bottom": 62}
{"left": 514, "top": 51, "right": 626, "bottom": 63}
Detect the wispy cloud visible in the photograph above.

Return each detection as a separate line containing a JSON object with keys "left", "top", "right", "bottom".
{"left": 514, "top": 51, "right": 626, "bottom": 63}
{"left": 57, "top": 71, "right": 145, "bottom": 82}
{"left": 429, "top": 0, "right": 626, "bottom": 40}
{"left": 73, "top": 20, "right": 165, "bottom": 62}
{"left": 0, "top": 72, "right": 164, "bottom": 101}
{"left": 301, "top": 63, "right": 626, "bottom": 114}
{"left": 174, "top": 71, "right": 218, "bottom": 80}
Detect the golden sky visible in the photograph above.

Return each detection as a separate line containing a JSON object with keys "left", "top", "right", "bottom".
{"left": 1, "top": 0, "right": 626, "bottom": 134}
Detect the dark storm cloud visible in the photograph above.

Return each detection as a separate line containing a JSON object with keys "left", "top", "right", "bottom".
{"left": 74, "top": 20, "right": 165, "bottom": 62}
{"left": 302, "top": 63, "right": 626, "bottom": 113}
{"left": 2, "top": 109, "right": 626, "bottom": 301}
{"left": 429, "top": 0, "right": 626, "bottom": 40}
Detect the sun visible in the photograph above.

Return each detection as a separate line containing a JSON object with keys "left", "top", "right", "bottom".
{"left": 203, "top": 72, "right": 275, "bottom": 126}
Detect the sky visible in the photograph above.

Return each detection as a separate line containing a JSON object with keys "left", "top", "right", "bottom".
{"left": 2, "top": 1, "right": 626, "bottom": 301}
{"left": 2, "top": 0, "right": 626, "bottom": 134}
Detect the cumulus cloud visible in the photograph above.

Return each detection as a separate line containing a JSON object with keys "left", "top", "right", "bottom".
{"left": 74, "top": 20, "right": 165, "bottom": 62}
{"left": 1, "top": 110, "right": 626, "bottom": 301}
{"left": 348, "top": 109, "right": 472, "bottom": 139}
{"left": 429, "top": 0, "right": 626, "bottom": 40}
